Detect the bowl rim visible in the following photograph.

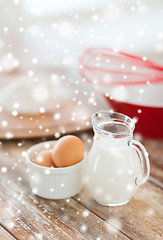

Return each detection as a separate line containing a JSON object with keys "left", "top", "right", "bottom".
{"left": 26, "top": 140, "right": 85, "bottom": 174}
{"left": 107, "top": 97, "right": 163, "bottom": 108}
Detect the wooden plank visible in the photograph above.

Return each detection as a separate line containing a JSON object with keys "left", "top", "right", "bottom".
{"left": 0, "top": 142, "right": 129, "bottom": 240}
{"left": 0, "top": 225, "right": 16, "bottom": 240}
{"left": 0, "top": 187, "right": 83, "bottom": 240}
{"left": 142, "top": 139, "right": 163, "bottom": 187}
{"left": 74, "top": 183, "right": 163, "bottom": 240}
{"left": 0, "top": 180, "right": 129, "bottom": 240}
{"left": 148, "top": 163, "right": 163, "bottom": 188}
{"left": 1, "top": 138, "right": 163, "bottom": 240}
{"left": 142, "top": 139, "right": 163, "bottom": 169}
{"left": 73, "top": 138, "right": 163, "bottom": 240}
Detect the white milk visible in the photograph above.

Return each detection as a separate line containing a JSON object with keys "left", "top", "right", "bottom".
{"left": 85, "top": 136, "right": 141, "bottom": 206}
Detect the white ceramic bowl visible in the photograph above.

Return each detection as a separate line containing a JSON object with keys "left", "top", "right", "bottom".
{"left": 26, "top": 141, "right": 84, "bottom": 199}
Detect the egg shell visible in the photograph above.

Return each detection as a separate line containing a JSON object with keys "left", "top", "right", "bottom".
{"left": 32, "top": 149, "right": 55, "bottom": 167}
{"left": 52, "top": 135, "right": 84, "bottom": 167}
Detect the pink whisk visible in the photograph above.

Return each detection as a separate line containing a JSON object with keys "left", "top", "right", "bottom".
{"left": 79, "top": 48, "right": 163, "bottom": 86}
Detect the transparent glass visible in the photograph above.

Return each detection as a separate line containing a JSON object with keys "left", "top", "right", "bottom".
{"left": 85, "top": 111, "right": 150, "bottom": 206}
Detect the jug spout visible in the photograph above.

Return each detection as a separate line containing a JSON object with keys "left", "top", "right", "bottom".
{"left": 92, "top": 110, "right": 135, "bottom": 138}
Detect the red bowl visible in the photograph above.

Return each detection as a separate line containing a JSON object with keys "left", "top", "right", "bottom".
{"left": 104, "top": 84, "right": 163, "bottom": 139}
{"left": 79, "top": 48, "right": 163, "bottom": 139}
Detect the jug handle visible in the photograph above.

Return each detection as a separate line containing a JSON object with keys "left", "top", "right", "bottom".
{"left": 129, "top": 140, "right": 150, "bottom": 186}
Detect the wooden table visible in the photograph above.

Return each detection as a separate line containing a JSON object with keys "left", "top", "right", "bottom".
{"left": 0, "top": 133, "right": 163, "bottom": 240}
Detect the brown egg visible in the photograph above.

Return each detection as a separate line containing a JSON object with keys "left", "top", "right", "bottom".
{"left": 32, "top": 149, "right": 55, "bottom": 167}
{"left": 52, "top": 135, "right": 84, "bottom": 167}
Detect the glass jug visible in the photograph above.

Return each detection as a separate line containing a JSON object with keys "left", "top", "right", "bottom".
{"left": 85, "top": 111, "right": 150, "bottom": 206}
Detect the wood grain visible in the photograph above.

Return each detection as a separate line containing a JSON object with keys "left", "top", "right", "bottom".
{"left": 142, "top": 139, "right": 163, "bottom": 169}
{"left": 0, "top": 138, "right": 163, "bottom": 240}
{"left": 74, "top": 182, "right": 163, "bottom": 240}
{"left": 0, "top": 225, "right": 16, "bottom": 240}
{"left": 143, "top": 139, "right": 163, "bottom": 188}
{"left": 0, "top": 141, "right": 129, "bottom": 240}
